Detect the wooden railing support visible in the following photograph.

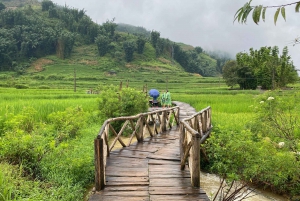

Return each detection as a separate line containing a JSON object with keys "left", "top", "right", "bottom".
{"left": 136, "top": 116, "right": 144, "bottom": 142}
{"left": 179, "top": 123, "right": 185, "bottom": 163}
{"left": 94, "top": 137, "right": 104, "bottom": 191}
{"left": 180, "top": 106, "right": 212, "bottom": 188}
{"left": 190, "top": 134, "right": 201, "bottom": 187}
{"left": 94, "top": 106, "right": 180, "bottom": 191}
{"left": 161, "top": 111, "right": 167, "bottom": 132}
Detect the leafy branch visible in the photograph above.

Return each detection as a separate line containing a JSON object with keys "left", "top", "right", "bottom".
{"left": 234, "top": 0, "right": 300, "bottom": 25}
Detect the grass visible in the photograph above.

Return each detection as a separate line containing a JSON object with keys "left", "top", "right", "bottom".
{"left": 0, "top": 42, "right": 299, "bottom": 200}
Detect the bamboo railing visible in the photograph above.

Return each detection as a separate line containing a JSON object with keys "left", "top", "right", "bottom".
{"left": 94, "top": 106, "right": 180, "bottom": 191}
{"left": 179, "top": 106, "right": 212, "bottom": 187}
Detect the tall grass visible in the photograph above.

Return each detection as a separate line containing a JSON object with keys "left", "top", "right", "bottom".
{"left": 174, "top": 93, "right": 258, "bottom": 129}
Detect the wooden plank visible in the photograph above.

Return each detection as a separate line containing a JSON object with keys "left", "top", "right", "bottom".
{"left": 106, "top": 169, "right": 148, "bottom": 177}
{"left": 106, "top": 167, "right": 148, "bottom": 172}
{"left": 97, "top": 190, "right": 149, "bottom": 196}
{"left": 101, "top": 186, "right": 148, "bottom": 191}
{"left": 148, "top": 159, "right": 180, "bottom": 165}
{"left": 110, "top": 149, "right": 150, "bottom": 158}
{"left": 149, "top": 172, "right": 190, "bottom": 178}
{"left": 147, "top": 155, "right": 181, "bottom": 161}
{"left": 106, "top": 157, "right": 148, "bottom": 167}
{"left": 90, "top": 195, "right": 149, "bottom": 201}
{"left": 150, "top": 195, "right": 209, "bottom": 200}
{"left": 106, "top": 176, "right": 148, "bottom": 182}
{"left": 149, "top": 186, "right": 207, "bottom": 195}
{"left": 150, "top": 178, "right": 193, "bottom": 187}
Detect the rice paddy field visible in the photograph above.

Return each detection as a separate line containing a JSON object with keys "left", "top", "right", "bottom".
{"left": 1, "top": 73, "right": 300, "bottom": 200}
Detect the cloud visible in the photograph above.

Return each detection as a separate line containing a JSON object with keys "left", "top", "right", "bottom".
{"left": 51, "top": 0, "right": 300, "bottom": 69}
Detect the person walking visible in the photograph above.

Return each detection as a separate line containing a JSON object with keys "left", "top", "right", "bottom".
{"left": 165, "top": 90, "right": 172, "bottom": 108}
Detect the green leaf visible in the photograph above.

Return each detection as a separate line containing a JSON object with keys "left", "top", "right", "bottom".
{"left": 274, "top": 8, "right": 280, "bottom": 25}
{"left": 234, "top": 7, "right": 244, "bottom": 23}
{"left": 281, "top": 7, "right": 286, "bottom": 21}
{"left": 262, "top": 7, "right": 267, "bottom": 22}
{"left": 252, "top": 6, "right": 259, "bottom": 24}
{"left": 256, "top": 5, "right": 263, "bottom": 24}
{"left": 296, "top": 2, "right": 300, "bottom": 12}
{"left": 242, "top": 7, "right": 253, "bottom": 23}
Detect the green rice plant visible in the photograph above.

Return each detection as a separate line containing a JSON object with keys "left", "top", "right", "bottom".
{"left": 48, "top": 106, "right": 88, "bottom": 142}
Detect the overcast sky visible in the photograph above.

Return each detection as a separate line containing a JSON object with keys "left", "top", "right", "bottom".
{"left": 51, "top": 0, "right": 300, "bottom": 70}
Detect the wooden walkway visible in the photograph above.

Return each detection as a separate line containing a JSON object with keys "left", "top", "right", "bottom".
{"left": 89, "top": 102, "right": 210, "bottom": 201}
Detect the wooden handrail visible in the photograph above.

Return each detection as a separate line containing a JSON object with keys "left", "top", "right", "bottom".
{"left": 180, "top": 106, "right": 212, "bottom": 187}
{"left": 94, "top": 106, "right": 180, "bottom": 191}
{"left": 94, "top": 105, "right": 212, "bottom": 191}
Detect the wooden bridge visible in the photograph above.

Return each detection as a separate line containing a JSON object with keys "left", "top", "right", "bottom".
{"left": 89, "top": 101, "right": 212, "bottom": 201}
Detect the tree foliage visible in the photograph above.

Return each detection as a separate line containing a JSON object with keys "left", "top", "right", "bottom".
{"left": 136, "top": 36, "right": 146, "bottom": 54}
{"left": 234, "top": 0, "right": 300, "bottom": 25}
{"left": 0, "top": 2, "right": 6, "bottom": 11}
{"left": 223, "top": 46, "right": 298, "bottom": 89}
{"left": 123, "top": 40, "right": 136, "bottom": 62}
{"left": 96, "top": 85, "right": 148, "bottom": 120}
{"left": 222, "top": 60, "right": 238, "bottom": 88}
{"left": 0, "top": 0, "right": 101, "bottom": 70}
{"left": 95, "top": 35, "right": 110, "bottom": 56}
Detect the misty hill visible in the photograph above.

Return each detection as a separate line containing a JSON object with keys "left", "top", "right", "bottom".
{"left": 0, "top": 0, "right": 231, "bottom": 77}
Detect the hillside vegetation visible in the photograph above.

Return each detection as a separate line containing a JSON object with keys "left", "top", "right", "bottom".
{"left": 0, "top": 0, "right": 231, "bottom": 89}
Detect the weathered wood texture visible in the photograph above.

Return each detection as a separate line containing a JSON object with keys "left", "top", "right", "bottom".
{"left": 89, "top": 127, "right": 210, "bottom": 201}
{"left": 94, "top": 106, "right": 180, "bottom": 191}
{"left": 91, "top": 101, "right": 212, "bottom": 201}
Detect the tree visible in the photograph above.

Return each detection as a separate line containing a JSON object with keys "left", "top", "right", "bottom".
{"left": 0, "top": 2, "right": 6, "bottom": 11}
{"left": 150, "top": 30, "right": 160, "bottom": 48}
{"left": 195, "top": 46, "right": 203, "bottom": 54}
{"left": 234, "top": 1, "right": 300, "bottom": 25}
{"left": 223, "top": 46, "right": 297, "bottom": 90}
{"left": 136, "top": 36, "right": 146, "bottom": 54}
{"left": 100, "top": 19, "right": 117, "bottom": 39}
{"left": 222, "top": 60, "right": 238, "bottom": 88}
{"left": 123, "top": 40, "right": 136, "bottom": 62}
{"left": 95, "top": 35, "right": 110, "bottom": 56}
{"left": 42, "top": 0, "right": 54, "bottom": 11}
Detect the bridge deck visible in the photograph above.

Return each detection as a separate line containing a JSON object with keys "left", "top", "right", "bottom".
{"left": 89, "top": 126, "right": 210, "bottom": 201}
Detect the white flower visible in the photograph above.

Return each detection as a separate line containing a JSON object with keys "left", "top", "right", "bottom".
{"left": 260, "top": 101, "right": 264, "bottom": 104}
{"left": 267, "top": 97, "right": 275, "bottom": 101}
{"left": 278, "top": 142, "right": 285, "bottom": 148}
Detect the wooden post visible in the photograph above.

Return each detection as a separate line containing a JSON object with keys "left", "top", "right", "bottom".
{"left": 74, "top": 68, "right": 76, "bottom": 92}
{"left": 179, "top": 124, "right": 185, "bottom": 165}
{"left": 136, "top": 117, "right": 144, "bottom": 142}
{"left": 145, "top": 84, "right": 148, "bottom": 97}
{"left": 190, "top": 134, "right": 201, "bottom": 187}
{"left": 119, "top": 81, "right": 123, "bottom": 91}
{"left": 126, "top": 79, "right": 129, "bottom": 88}
{"left": 201, "top": 112, "right": 207, "bottom": 133}
{"left": 161, "top": 111, "right": 167, "bottom": 132}
{"left": 94, "top": 138, "right": 105, "bottom": 191}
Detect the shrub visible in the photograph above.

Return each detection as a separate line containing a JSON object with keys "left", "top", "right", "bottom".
{"left": 46, "top": 74, "right": 65, "bottom": 80}
{"left": 32, "top": 75, "right": 45, "bottom": 80}
{"left": 48, "top": 106, "right": 87, "bottom": 142}
{"left": 15, "top": 84, "right": 29, "bottom": 89}
{"left": 96, "top": 85, "right": 148, "bottom": 120}
{"left": 38, "top": 85, "right": 50, "bottom": 89}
